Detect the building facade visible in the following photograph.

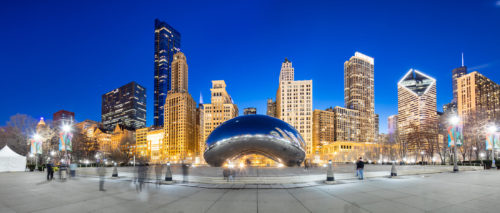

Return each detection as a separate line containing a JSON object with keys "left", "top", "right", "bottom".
{"left": 163, "top": 52, "right": 197, "bottom": 162}
{"left": 266, "top": 99, "right": 277, "bottom": 117}
{"left": 312, "top": 108, "right": 335, "bottom": 155}
{"left": 276, "top": 58, "right": 313, "bottom": 156}
{"left": 244, "top": 107, "right": 257, "bottom": 115}
{"left": 101, "top": 82, "right": 146, "bottom": 131}
{"left": 452, "top": 54, "right": 467, "bottom": 103}
{"left": 333, "top": 106, "right": 360, "bottom": 142}
{"left": 154, "top": 19, "right": 181, "bottom": 127}
{"left": 53, "top": 110, "right": 75, "bottom": 129}
{"left": 457, "top": 71, "right": 500, "bottom": 129}
{"left": 387, "top": 115, "right": 398, "bottom": 143}
{"left": 202, "top": 80, "right": 239, "bottom": 155}
{"left": 397, "top": 69, "right": 437, "bottom": 154}
{"left": 344, "top": 52, "right": 376, "bottom": 143}
{"left": 135, "top": 127, "right": 164, "bottom": 163}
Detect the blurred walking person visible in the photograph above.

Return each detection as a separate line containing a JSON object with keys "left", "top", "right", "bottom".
{"left": 181, "top": 162, "right": 189, "bottom": 183}
{"left": 97, "top": 163, "right": 106, "bottom": 191}
{"left": 155, "top": 163, "right": 163, "bottom": 188}
{"left": 136, "top": 163, "right": 148, "bottom": 192}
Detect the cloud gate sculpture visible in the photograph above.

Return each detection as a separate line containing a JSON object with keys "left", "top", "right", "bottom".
{"left": 203, "top": 115, "right": 306, "bottom": 167}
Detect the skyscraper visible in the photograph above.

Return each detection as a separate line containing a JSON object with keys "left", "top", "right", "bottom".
{"left": 154, "top": 19, "right": 181, "bottom": 127}
{"left": 452, "top": 53, "right": 467, "bottom": 103}
{"left": 457, "top": 71, "right": 500, "bottom": 128}
{"left": 202, "top": 80, "right": 239, "bottom": 153}
{"left": 101, "top": 82, "right": 146, "bottom": 131}
{"left": 163, "top": 52, "right": 197, "bottom": 161}
{"left": 276, "top": 58, "right": 313, "bottom": 156}
{"left": 344, "top": 52, "right": 376, "bottom": 143}
{"left": 397, "top": 69, "right": 437, "bottom": 153}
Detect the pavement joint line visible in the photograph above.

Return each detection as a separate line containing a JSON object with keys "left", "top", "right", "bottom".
{"left": 203, "top": 188, "right": 231, "bottom": 213}
{"left": 256, "top": 185, "right": 259, "bottom": 213}
{"left": 150, "top": 187, "right": 207, "bottom": 211}
{"left": 285, "top": 188, "right": 312, "bottom": 213}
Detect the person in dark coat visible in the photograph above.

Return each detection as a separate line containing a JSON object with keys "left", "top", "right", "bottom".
{"left": 46, "top": 161, "right": 54, "bottom": 180}
{"left": 356, "top": 157, "right": 365, "bottom": 180}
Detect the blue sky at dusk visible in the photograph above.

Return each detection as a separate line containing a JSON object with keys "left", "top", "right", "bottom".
{"left": 1, "top": 0, "right": 500, "bottom": 133}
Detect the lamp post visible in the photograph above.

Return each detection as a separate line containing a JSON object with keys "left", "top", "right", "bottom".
{"left": 420, "top": 151, "right": 425, "bottom": 165}
{"left": 488, "top": 125, "right": 497, "bottom": 169}
{"left": 33, "top": 133, "right": 42, "bottom": 170}
{"left": 480, "top": 152, "right": 485, "bottom": 168}
{"left": 450, "top": 116, "right": 460, "bottom": 172}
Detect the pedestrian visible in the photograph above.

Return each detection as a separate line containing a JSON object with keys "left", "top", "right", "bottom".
{"left": 356, "top": 157, "right": 365, "bottom": 180}
{"left": 229, "top": 167, "right": 235, "bottom": 182}
{"left": 181, "top": 162, "right": 189, "bottom": 183}
{"left": 97, "top": 164, "right": 106, "bottom": 191}
{"left": 304, "top": 159, "right": 309, "bottom": 170}
{"left": 223, "top": 167, "right": 229, "bottom": 181}
{"left": 137, "top": 163, "right": 147, "bottom": 192}
{"left": 155, "top": 163, "right": 163, "bottom": 188}
{"left": 46, "top": 161, "right": 54, "bottom": 181}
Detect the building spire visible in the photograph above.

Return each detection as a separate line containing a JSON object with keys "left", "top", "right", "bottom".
{"left": 461, "top": 52, "right": 464, "bottom": 67}
{"left": 199, "top": 92, "right": 204, "bottom": 104}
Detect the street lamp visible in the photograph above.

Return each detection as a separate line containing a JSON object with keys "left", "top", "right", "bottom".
{"left": 450, "top": 116, "right": 460, "bottom": 172}
{"left": 488, "top": 125, "right": 497, "bottom": 169}
{"left": 480, "top": 152, "right": 485, "bottom": 167}
{"left": 420, "top": 151, "right": 425, "bottom": 164}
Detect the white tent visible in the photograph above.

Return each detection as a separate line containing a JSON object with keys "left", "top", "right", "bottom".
{"left": 0, "top": 145, "right": 27, "bottom": 172}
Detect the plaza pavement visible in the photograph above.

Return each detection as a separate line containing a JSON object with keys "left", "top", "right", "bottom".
{"left": 1, "top": 169, "right": 500, "bottom": 213}
{"left": 75, "top": 165, "right": 482, "bottom": 185}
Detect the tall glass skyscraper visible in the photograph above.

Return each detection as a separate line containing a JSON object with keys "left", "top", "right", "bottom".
{"left": 154, "top": 19, "right": 181, "bottom": 127}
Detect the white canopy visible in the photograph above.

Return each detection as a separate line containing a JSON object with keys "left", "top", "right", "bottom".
{"left": 0, "top": 145, "right": 27, "bottom": 172}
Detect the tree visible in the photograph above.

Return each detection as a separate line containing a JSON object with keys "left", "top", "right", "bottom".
{"left": 0, "top": 126, "right": 28, "bottom": 155}
{"left": 1, "top": 114, "right": 38, "bottom": 155}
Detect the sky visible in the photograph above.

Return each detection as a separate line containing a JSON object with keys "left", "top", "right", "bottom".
{"left": 1, "top": 0, "right": 500, "bottom": 134}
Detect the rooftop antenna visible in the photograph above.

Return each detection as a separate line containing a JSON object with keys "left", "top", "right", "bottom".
{"left": 461, "top": 52, "right": 464, "bottom": 67}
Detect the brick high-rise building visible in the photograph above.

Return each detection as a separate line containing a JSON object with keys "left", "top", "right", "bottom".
{"left": 276, "top": 58, "right": 313, "bottom": 156}
{"left": 312, "top": 108, "right": 335, "bottom": 155}
{"left": 344, "top": 52, "right": 375, "bottom": 143}
{"left": 163, "top": 52, "right": 197, "bottom": 162}
{"left": 202, "top": 80, "right": 239, "bottom": 154}
{"left": 457, "top": 71, "right": 500, "bottom": 130}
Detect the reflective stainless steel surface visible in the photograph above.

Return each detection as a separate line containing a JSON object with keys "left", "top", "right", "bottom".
{"left": 204, "top": 115, "right": 306, "bottom": 167}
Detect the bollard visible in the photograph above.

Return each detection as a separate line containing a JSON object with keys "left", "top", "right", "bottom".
{"left": 326, "top": 160, "right": 334, "bottom": 183}
{"left": 112, "top": 163, "right": 118, "bottom": 177}
{"left": 165, "top": 162, "right": 172, "bottom": 181}
{"left": 390, "top": 162, "right": 397, "bottom": 177}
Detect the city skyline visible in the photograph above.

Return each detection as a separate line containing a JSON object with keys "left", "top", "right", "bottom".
{"left": 2, "top": 1, "right": 500, "bottom": 134}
